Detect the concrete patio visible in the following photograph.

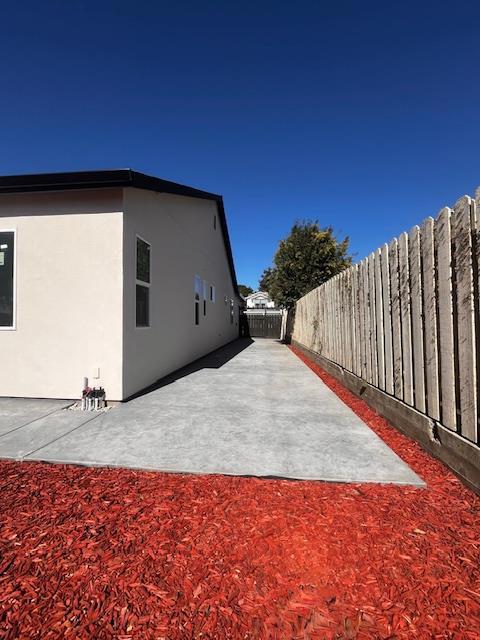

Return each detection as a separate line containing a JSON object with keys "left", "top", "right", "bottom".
{"left": 0, "top": 339, "right": 423, "bottom": 485}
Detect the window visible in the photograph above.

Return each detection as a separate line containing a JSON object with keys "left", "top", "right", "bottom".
{"left": 214, "top": 214, "right": 217, "bottom": 230}
{"left": 194, "top": 275, "right": 202, "bottom": 325}
{"left": 136, "top": 236, "right": 150, "bottom": 327}
{"left": 195, "top": 295, "right": 200, "bottom": 325}
{"left": 230, "top": 299, "right": 234, "bottom": 324}
{"left": 203, "top": 280, "right": 207, "bottom": 315}
{"left": 210, "top": 285, "right": 215, "bottom": 302}
{"left": 0, "top": 231, "right": 15, "bottom": 329}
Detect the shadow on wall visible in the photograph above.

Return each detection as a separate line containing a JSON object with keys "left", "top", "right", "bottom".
{"left": 125, "top": 338, "right": 255, "bottom": 401}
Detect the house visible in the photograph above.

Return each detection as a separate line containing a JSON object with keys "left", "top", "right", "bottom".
{"left": 245, "top": 291, "right": 275, "bottom": 309}
{"left": 0, "top": 169, "right": 242, "bottom": 401}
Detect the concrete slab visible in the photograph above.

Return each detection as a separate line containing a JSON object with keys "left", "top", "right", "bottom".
{"left": 19, "top": 339, "right": 424, "bottom": 485}
{"left": 0, "top": 410, "right": 102, "bottom": 461}
{"left": 0, "top": 398, "right": 71, "bottom": 437}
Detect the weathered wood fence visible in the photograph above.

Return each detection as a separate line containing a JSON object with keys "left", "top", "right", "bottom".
{"left": 293, "top": 190, "right": 480, "bottom": 453}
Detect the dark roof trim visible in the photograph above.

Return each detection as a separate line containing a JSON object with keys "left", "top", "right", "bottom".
{"left": 0, "top": 169, "right": 239, "bottom": 296}
{"left": 0, "top": 169, "right": 221, "bottom": 200}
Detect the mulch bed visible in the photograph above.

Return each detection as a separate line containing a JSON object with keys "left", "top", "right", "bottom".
{"left": 0, "top": 348, "right": 479, "bottom": 639}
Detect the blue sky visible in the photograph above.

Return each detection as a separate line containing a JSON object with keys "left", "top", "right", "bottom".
{"left": 1, "top": 1, "right": 479, "bottom": 288}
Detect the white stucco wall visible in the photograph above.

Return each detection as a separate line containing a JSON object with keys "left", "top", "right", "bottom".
{"left": 122, "top": 188, "right": 240, "bottom": 399}
{"left": 0, "top": 186, "right": 240, "bottom": 401}
{"left": 0, "top": 190, "right": 124, "bottom": 399}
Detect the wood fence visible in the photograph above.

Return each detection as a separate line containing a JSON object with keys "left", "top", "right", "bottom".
{"left": 293, "top": 189, "right": 480, "bottom": 447}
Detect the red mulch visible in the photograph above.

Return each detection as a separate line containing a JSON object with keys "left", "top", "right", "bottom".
{"left": 0, "top": 351, "right": 479, "bottom": 639}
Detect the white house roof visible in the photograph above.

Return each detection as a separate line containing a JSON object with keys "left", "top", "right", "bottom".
{"left": 245, "top": 291, "right": 271, "bottom": 300}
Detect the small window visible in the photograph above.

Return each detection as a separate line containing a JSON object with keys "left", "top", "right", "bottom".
{"left": 230, "top": 299, "right": 234, "bottom": 324}
{"left": 136, "top": 237, "right": 150, "bottom": 283}
{"left": 136, "top": 285, "right": 149, "bottom": 327}
{"left": 136, "top": 236, "right": 151, "bottom": 327}
{"left": 203, "top": 300, "right": 206, "bottom": 316}
{"left": 0, "top": 231, "right": 15, "bottom": 329}
{"left": 195, "top": 294, "right": 200, "bottom": 325}
{"left": 194, "top": 275, "right": 202, "bottom": 325}
{"left": 210, "top": 285, "right": 215, "bottom": 302}
{"left": 214, "top": 214, "right": 217, "bottom": 230}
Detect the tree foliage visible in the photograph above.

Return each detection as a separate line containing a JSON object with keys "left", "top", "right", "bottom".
{"left": 238, "top": 284, "right": 254, "bottom": 298}
{"left": 259, "top": 221, "right": 352, "bottom": 307}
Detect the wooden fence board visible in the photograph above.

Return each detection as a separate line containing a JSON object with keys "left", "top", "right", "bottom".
{"left": 375, "top": 248, "right": 385, "bottom": 390}
{"left": 421, "top": 217, "right": 440, "bottom": 420}
{"left": 452, "top": 196, "right": 477, "bottom": 442}
{"left": 399, "top": 232, "right": 414, "bottom": 406}
{"left": 363, "top": 259, "right": 372, "bottom": 383}
{"left": 368, "top": 253, "right": 378, "bottom": 387}
{"left": 333, "top": 277, "right": 339, "bottom": 364}
{"left": 436, "top": 207, "right": 456, "bottom": 431}
{"left": 337, "top": 273, "right": 347, "bottom": 367}
{"left": 381, "top": 243, "right": 394, "bottom": 395}
{"left": 390, "top": 238, "right": 403, "bottom": 400}
{"left": 344, "top": 271, "right": 352, "bottom": 371}
{"left": 326, "top": 279, "right": 332, "bottom": 362}
{"left": 354, "top": 264, "right": 363, "bottom": 377}
{"left": 315, "top": 287, "right": 321, "bottom": 354}
{"left": 345, "top": 270, "right": 350, "bottom": 370}
{"left": 351, "top": 265, "right": 359, "bottom": 375}
{"left": 409, "top": 225, "right": 426, "bottom": 413}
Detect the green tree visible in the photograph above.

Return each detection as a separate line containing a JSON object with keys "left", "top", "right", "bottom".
{"left": 238, "top": 284, "right": 254, "bottom": 298}
{"left": 260, "top": 221, "right": 352, "bottom": 307}
{"left": 259, "top": 268, "right": 276, "bottom": 294}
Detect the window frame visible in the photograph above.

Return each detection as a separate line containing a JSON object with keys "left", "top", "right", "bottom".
{"left": 135, "top": 234, "right": 151, "bottom": 329}
{"left": 0, "top": 228, "right": 17, "bottom": 331}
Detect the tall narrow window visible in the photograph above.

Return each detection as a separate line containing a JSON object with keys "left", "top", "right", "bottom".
{"left": 194, "top": 275, "right": 202, "bottom": 325}
{"left": 0, "top": 231, "right": 15, "bottom": 329}
{"left": 210, "top": 285, "right": 216, "bottom": 302}
{"left": 203, "top": 280, "right": 208, "bottom": 316}
{"left": 136, "top": 236, "right": 151, "bottom": 327}
{"left": 195, "top": 294, "right": 200, "bottom": 325}
{"left": 213, "top": 214, "right": 217, "bottom": 230}
{"left": 230, "top": 299, "right": 234, "bottom": 324}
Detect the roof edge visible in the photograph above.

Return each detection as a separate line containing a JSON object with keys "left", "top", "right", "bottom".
{"left": 0, "top": 169, "right": 221, "bottom": 200}
{"left": 0, "top": 169, "right": 239, "bottom": 296}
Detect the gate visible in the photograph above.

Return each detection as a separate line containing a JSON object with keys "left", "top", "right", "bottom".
{"left": 241, "top": 310, "right": 283, "bottom": 338}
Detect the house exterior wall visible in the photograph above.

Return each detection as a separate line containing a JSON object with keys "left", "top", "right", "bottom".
{"left": 0, "top": 190, "right": 124, "bottom": 399}
{"left": 122, "top": 188, "right": 239, "bottom": 399}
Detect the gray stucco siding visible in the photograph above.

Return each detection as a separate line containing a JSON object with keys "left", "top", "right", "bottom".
{"left": 121, "top": 188, "right": 239, "bottom": 399}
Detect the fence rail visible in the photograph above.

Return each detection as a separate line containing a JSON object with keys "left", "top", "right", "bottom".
{"left": 293, "top": 189, "right": 480, "bottom": 447}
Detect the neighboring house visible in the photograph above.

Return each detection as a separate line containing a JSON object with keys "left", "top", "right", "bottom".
{"left": 0, "top": 169, "right": 242, "bottom": 400}
{"left": 245, "top": 291, "right": 275, "bottom": 309}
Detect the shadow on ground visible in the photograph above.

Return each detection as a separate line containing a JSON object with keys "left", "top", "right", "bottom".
{"left": 125, "top": 337, "right": 255, "bottom": 401}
